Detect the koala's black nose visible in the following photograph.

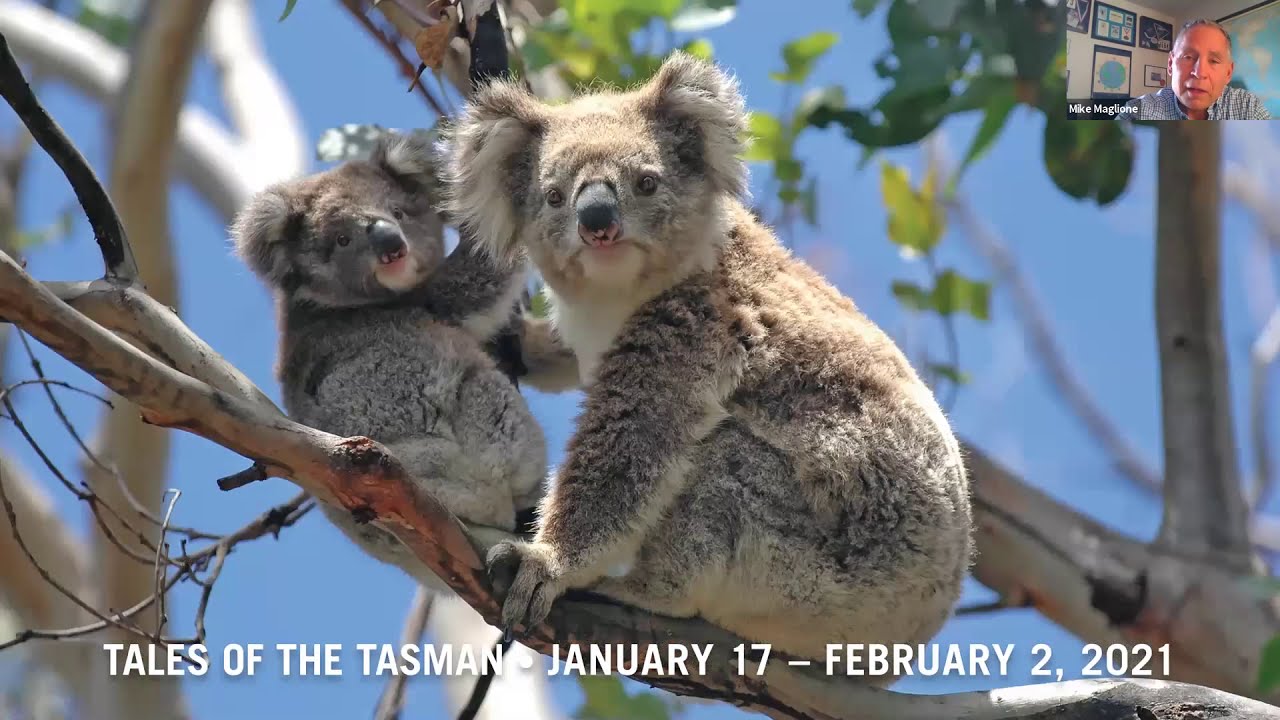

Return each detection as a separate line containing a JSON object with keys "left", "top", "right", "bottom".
{"left": 576, "top": 182, "right": 621, "bottom": 244}
{"left": 367, "top": 218, "right": 406, "bottom": 258}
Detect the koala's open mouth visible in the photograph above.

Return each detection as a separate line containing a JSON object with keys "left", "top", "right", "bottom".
{"left": 584, "top": 233, "right": 622, "bottom": 249}
{"left": 378, "top": 246, "right": 408, "bottom": 265}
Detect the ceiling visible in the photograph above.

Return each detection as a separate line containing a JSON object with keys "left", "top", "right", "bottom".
{"left": 1129, "top": 0, "right": 1271, "bottom": 23}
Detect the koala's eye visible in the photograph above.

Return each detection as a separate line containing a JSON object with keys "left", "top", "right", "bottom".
{"left": 392, "top": 207, "right": 404, "bottom": 220}
{"left": 336, "top": 234, "right": 350, "bottom": 247}
{"left": 545, "top": 188, "right": 564, "bottom": 207}
{"left": 637, "top": 174, "right": 658, "bottom": 195}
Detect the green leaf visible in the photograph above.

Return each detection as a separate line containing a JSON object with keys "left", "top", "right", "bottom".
{"left": 1243, "top": 576, "right": 1280, "bottom": 599}
{"left": 774, "top": 157, "right": 803, "bottom": 183}
{"left": 671, "top": 0, "right": 737, "bottom": 32}
{"left": 799, "top": 176, "right": 818, "bottom": 226}
{"left": 852, "top": 0, "right": 882, "bottom": 18}
{"left": 809, "top": 85, "right": 952, "bottom": 148}
{"left": 931, "top": 270, "right": 990, "bottom": 320}
{"left": 280, "top": 0, "right": 299, "bottom": 21}
{"left": 880, "top": 162, "right": 943, "bottom": 253}
{"left": 793, "top": 85, "right": 846, "bottom": 128}
{"left": 529, "top": 288, "right": 551, "bottom": 319}
{"left": 681, "top": 38, "right": 715, "bottom": 60}
{"left": 948, "top": 80, "right": 1017, "bottom": 195}
{"left": 1042, "top": 112, "right": 1134, "bottom": 206}
{"left": 891, "top": 281, "right": 932, "bottom": 312}
{"left": 744, "top": 111, "right": 784, "bottom": 163}
{"left": 575, "top": 676, "right": 673, "bottom": 720}
{"left": 928, "top": 363, "right": 970, "bottom": 385}
{"left": 14, "top": 204, "right": 76, "bottom": 251}
{"left": 772, "top": 31, "right": 838, "bottom": 84}
{"left": 1258, "top": 636, "right": 1280, "bottom": 693}
{"left": 76, "top": 4, "right": 135, "bottom": 47}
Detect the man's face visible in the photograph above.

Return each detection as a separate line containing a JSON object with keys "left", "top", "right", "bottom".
{"left": 1168, "top": 25, "right": 1234, "bottom": 114}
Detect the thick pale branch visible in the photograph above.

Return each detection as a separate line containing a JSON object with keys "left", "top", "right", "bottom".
{"left": 204, "top": 0, "right": 306, "bottom": 185}
{"left": 96, "top": 2, "right": 214, "bottom": 716}
{"left": 1250, "top": 307, "right": 1280, "bottom": 510}
{"left": 967, "top": 443, "right": 1280, "bottom": 702}
{"left": 1154, "top": 122, "right": 1252, "bottom": 570}
{"left": 34, "top": 280, "right": 276, "bottom": 410}
{"left": 0, "top": 0, "right": 263, "bottom": 220}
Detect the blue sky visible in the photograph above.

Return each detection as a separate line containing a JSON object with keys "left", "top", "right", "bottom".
{"left": 3, "top": 0, "right": 1279, "bottom": 717}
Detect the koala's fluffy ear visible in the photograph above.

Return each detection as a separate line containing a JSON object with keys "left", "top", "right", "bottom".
{"left": 370, "top": 132, "right": 439, "bottom": 194}
{"left": 230, "top": 186, "right": 301, "bottom": 291}
{"left": 639, "top": 51, "right": 748, "bottom": 198}
{"left": 438, "top": 80, "right": 548, "bottom": 262}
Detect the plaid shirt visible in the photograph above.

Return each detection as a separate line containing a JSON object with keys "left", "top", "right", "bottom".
{"left": 1124, "top": 85, "right": 1272, "bottom": 120}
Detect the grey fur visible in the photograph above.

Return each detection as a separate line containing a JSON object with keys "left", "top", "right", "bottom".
{"left": 230, "top": 133, "right": 547, "bottom": 592}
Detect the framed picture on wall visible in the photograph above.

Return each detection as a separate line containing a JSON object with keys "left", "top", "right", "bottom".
{"left": 1066, "top": 0, "right": 1093, "bottom": 34}
{"left": 1139, "top": 16, "right": 1173, "bottom": 52}
{"left": 1092, "top": 1, "right": 1137, "bottom": 46}
{"left": 1143, "top": 64, "right": 1167, "bottom": 88}
{"left": 1092, "top": 45, "right": 1132, "bottom": 98}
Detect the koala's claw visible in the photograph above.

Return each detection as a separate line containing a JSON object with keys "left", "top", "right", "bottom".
{"left": 486, "top": 540, "right": 562, "bottom": 638}
{"left": 486, "top": 541, "right": 522, "bottom": 602}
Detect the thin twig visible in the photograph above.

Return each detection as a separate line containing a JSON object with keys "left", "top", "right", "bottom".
{"left": 1, "top": 386, "right": 160, "bottom": 565}
{"left": 338, "top": 0, "right": 449, "bottom": 116}
{"left": 947, "top": 198, "right": 1162, "bottom": 493}
{"left": 155, "top": 488, "right": 181, "bottom": 634}
{"left": 0, "top": 454, "right": 164, "bottom": 645}
{"left": 457, "top": 636, "right": 512, "bottom": 720}
{"left": 922, "top": 251, "right": 961, "bottom": 412}
{"left": 17, "top": 329, "right": 218, "bottom": 540}
{"left": 194, "top": 542, "right": 228, "bottom": 644}
{"left": 374, "top": 587, "right": 435, "bottom": 720}
{"left": 1, "top": 491, "right": 312, "bottom": 653}
{"left": 217, "top": 462, "right": 268, "bottom": 491}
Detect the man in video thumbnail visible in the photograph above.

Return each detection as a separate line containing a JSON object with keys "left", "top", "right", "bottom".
{"left": 1124, "top": 19, "right": 1270, "bottom": 120}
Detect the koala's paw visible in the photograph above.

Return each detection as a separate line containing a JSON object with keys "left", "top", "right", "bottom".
{"left": 486, "top": 540, "right": 564, "bottom": 641}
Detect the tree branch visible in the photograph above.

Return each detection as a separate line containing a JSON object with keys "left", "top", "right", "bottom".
{"left": 0, "top": 0, "right": 273, "bottom": 221}
{"left": 204, "top": 0, "right": 307, "bottom": 186}
{"left": 1154, "top": 122, "right": 1253, "bottom": 571}
{"left": 373, "top": 587, "right": 433, "bottom": 720}
{"left": 0, "top": 15, "right": 133, "bottom": 281}
{"left": 93, "top": 3, "right": 215, "bottom": 718}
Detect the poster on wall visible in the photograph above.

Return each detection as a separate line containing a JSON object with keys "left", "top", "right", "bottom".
{"left": 1092, "top": 1, "right": 1137, "bottom": 47}
{"left": 1066, "top": 0, "right": 1092, "bottom": 34}
{"left": 1139, "top": 16, "right": 1173, "bottom": 52}
{"left": 1092, "top": 45, "right": 1131, "bottom": 98}
{"left": 1143, "top": 64, "right": 1167, "bottom": 88}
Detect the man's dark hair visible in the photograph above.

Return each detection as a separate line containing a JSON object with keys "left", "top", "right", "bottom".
{"left": 1174, "top": 18, "right": 1233, "bottom": 56}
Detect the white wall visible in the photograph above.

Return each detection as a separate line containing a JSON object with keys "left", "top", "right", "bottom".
{"left": 1066, "top": 0, "right": 1178, "bottom": 99}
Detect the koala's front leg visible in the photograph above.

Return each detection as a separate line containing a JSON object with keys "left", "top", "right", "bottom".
{"left": 413, "top": 238, "right": 527, "bottom": 340}
{"left": 487, "top": 278, "right": 746, "bottom": 637}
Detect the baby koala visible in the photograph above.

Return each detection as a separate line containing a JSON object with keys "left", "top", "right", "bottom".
{"left": 230, "top": 133, "right": 548, "bottom": 592}
{"left": 438, "top": 52, "right": 974, "bottom": 676}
